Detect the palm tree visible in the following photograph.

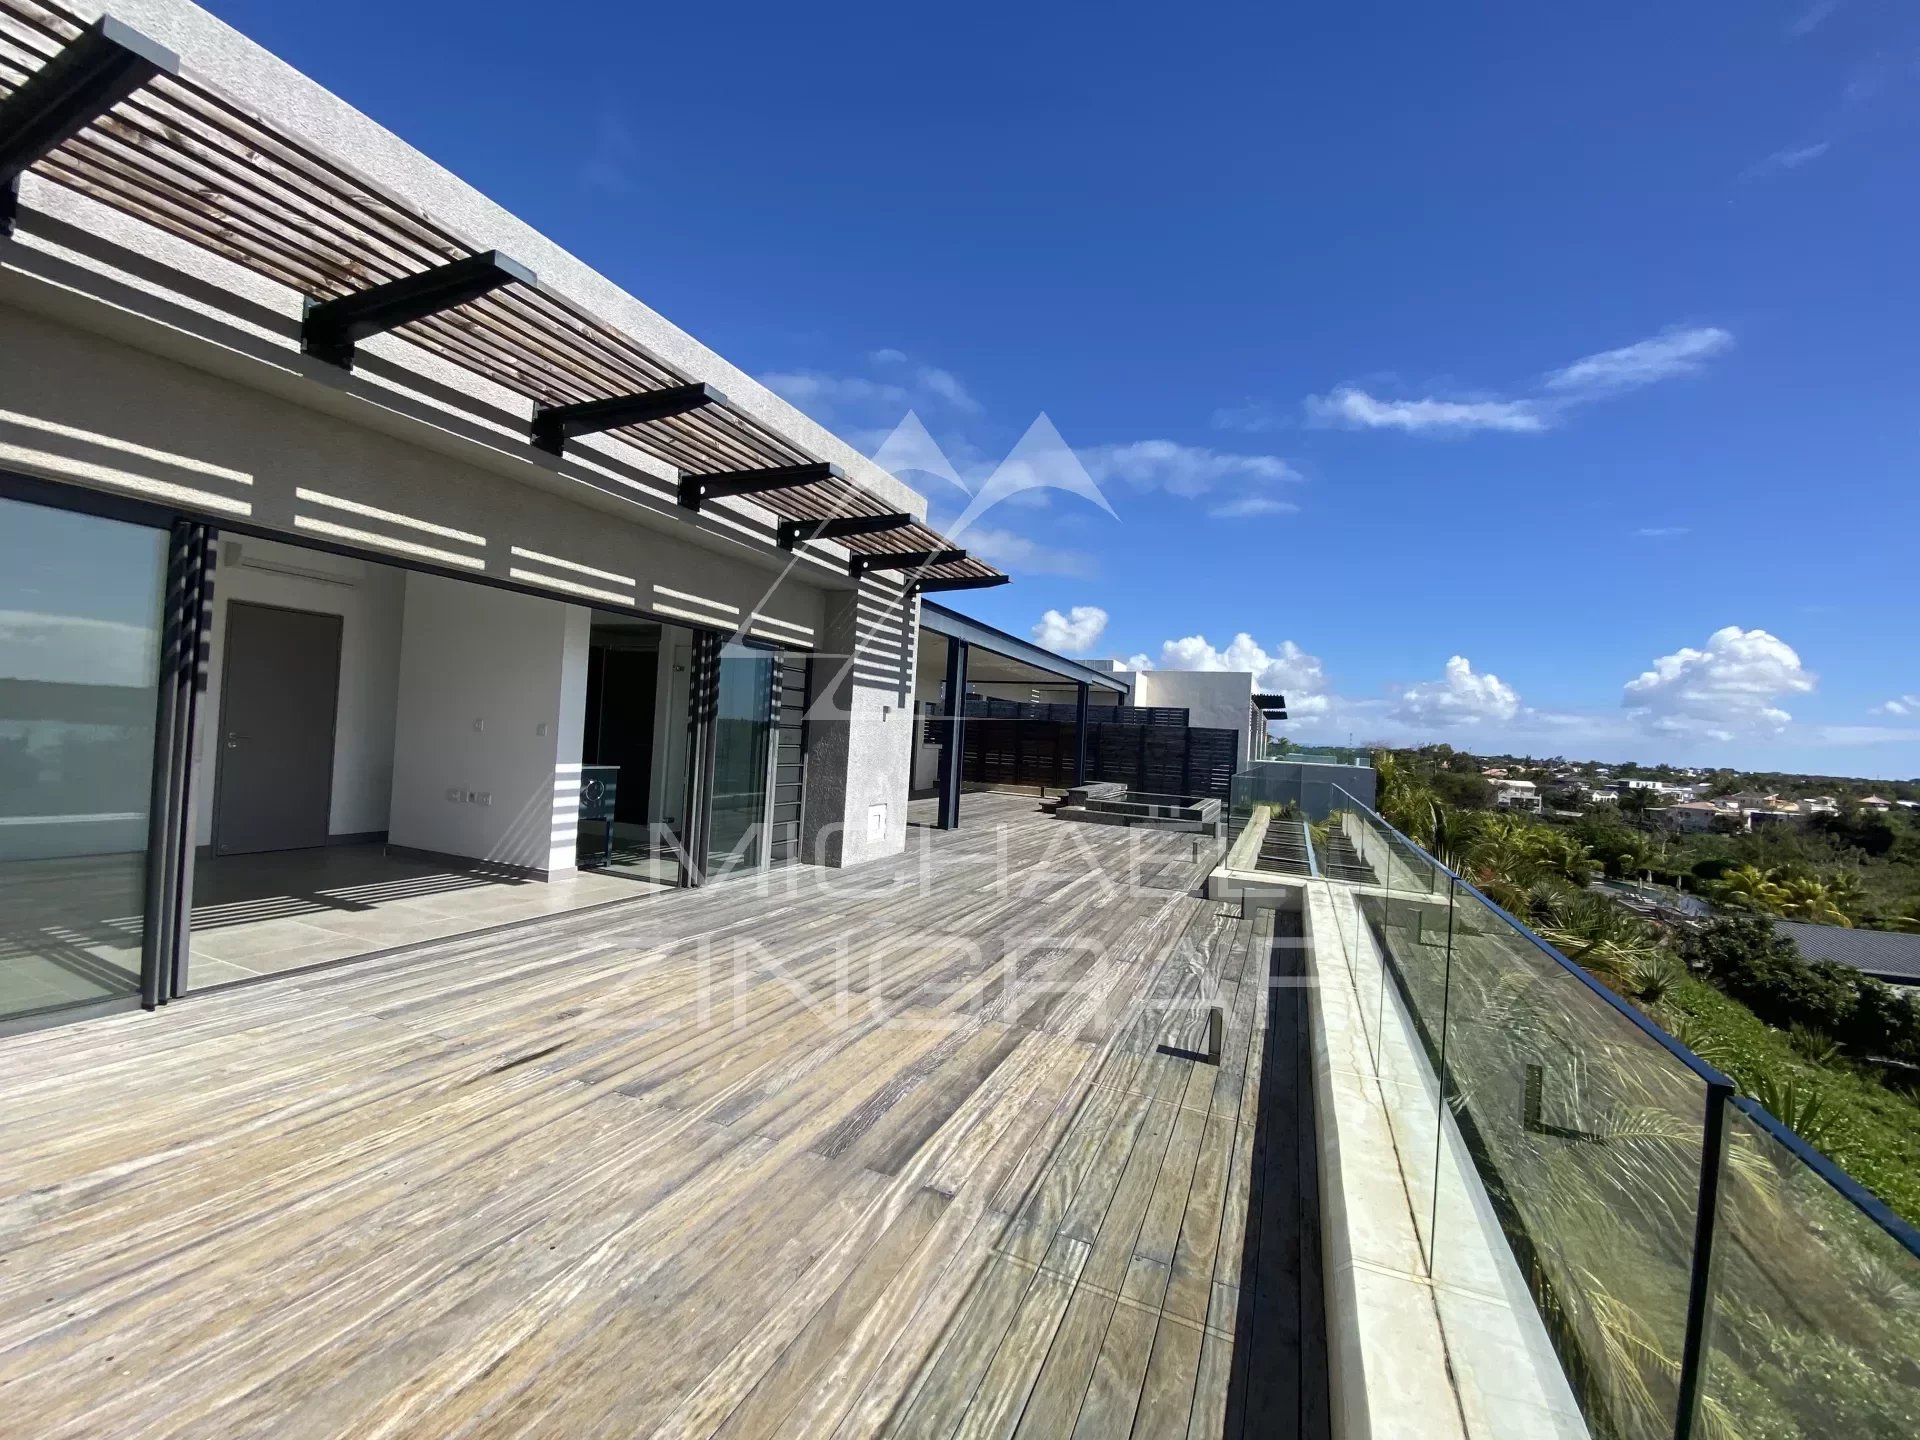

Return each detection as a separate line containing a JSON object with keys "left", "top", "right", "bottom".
{"left": 1372, "top": 752, "right": 1440, "bottom": 850}
{"left": 1777, "top": 875, "right": 1853, "bottom": 927}
{"left": 1712, "top": 864, "right": 1787, "bottom": 916}
{"left": 1453, "top": 812, "right": 1597, "bottom": 909}
{"left": 1821, "top": 868, "right": 1865, "bottom": 922}
{"left": 1608, "top": 832, "right": 1658, "bottom": 882}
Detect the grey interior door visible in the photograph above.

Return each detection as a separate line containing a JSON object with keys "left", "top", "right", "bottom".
{"left": 213, "top": 601, "right": 341, "bottom": 855}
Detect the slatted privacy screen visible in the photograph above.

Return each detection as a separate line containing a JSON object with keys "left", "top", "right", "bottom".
{"left": 768, "top": 653, "right": 809, "bottom": 867}
{"left": 961, "top": 699, "right": 1189, "bottom": 728}
{"left": 960, "top": 717, "right": 1239, "bottom": 800}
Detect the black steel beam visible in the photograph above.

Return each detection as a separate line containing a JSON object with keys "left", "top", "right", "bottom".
{"left": 849, "top": 548, "right": 967, "bottom": 577}
{"left": 0, "top": 18, "right": 178, "bottom": 237}
{"left": 302, "top": 251, "right": 535, "bottom": 369}
{"left": 777, "top": 512, "right": 913, "bottom": 549}
{"left": 531, "top": 381, "right": 725, "bottom": 456}
{"left": 1073, "top": 681, "right": 1090, "bottom": 787}
{"left": 936, "top": 639, "right": 969, "bottom": 830}
{"left": 678, "top": 461, "right": 843, "bottom": 513}
{"left": 911, "top": 573, "right": 1011, "bottom": 594}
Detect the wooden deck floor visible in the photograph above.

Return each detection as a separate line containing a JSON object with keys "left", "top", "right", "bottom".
{"left": 0, "top": 793, "right": 1325, "bottom": 1438}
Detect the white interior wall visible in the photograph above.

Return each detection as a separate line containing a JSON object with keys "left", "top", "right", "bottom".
{"left": 387, "top": 572, "right": 590, "bottom": 875}
{"left": 196, "top": 537, "right": 404, "bottom": 848}
{"left": 911, "top": 636, "right": 947, "bottom": 795}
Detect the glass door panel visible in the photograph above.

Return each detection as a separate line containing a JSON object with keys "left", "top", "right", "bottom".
{"left": 0, "top": 494, "right": 167, "bottom": 1025}
{"left": 705, "top": 642, "right": 775, "bottom": 877}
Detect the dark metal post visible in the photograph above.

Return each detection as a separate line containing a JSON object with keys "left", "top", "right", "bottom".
{"left": 167, "top": 527, "right": 214, "bottom": 998}
{"left": 137, "top": 521, "right": 213, "bottom": 1007}
{"left": 680, "top": 631, "right": 721, "bottom": 885}
{"left": 936, "top": 640, "right": 968, "bottom": 830}
{"left": 1073, "top": 681, "right": 1090, "bottom": 786}
{"left": 1674, "top": 1080, "right": 1735, "bottom": 1440}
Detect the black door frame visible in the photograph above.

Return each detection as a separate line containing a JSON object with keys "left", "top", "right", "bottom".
{"left": 0, "top": 471, "right": 210, "bottom": 1018}
{"left": 680, "top": 631, "right": 787, "bottom": 885}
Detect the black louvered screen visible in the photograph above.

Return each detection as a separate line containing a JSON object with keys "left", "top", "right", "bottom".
{"left": 768, "top": 653, "right": 809, "bottom": 867}
{"left": 958, "top": 710, "right": 1237, "bottom": 800}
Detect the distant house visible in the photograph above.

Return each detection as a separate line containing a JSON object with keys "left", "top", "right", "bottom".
{"left": 1775, "top": 922, "right": 1920, "bottom": 988}
{"left": 1800, "top": 796, "right": 1841, "bottom": 817}
{"left": 1661, "top": 801, "right": 1728, "bottom": 834}
{"left": 1483, "top": 767, "right": 1509, "bottom": 780}
{"left": 1858, "top": 795, "right": 1895, "bottom": 813}
{"left": 1492, "top": 778, "right": 1541, "bottom": 813}
{"left": 1747, "top": 807, "right": 1806, "bottom": 829}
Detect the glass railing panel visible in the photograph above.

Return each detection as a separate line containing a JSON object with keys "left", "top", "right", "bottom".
{"left": 1434, "top": 882, "right": 1709, "bottom": 1440}
{"left": 1703, "top": 1103, "right": 1920, "bottom": 1440}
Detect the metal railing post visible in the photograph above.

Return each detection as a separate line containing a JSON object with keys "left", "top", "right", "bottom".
{"left": 1673, "top": 1079, "right": 1734, "bottom": 1440}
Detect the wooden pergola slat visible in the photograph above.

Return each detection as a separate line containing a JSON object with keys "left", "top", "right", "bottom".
{"left": 0, "top": 0, "right": 1005, "bottom": 583}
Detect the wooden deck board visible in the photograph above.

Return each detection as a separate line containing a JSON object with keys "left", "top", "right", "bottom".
{"left": 0, "top": 793, "right": 1325, "bottom": 1438}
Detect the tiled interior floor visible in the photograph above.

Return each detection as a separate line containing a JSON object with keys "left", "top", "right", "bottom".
{"left": 185, "top": 838, "right": 666, "bottom": 989}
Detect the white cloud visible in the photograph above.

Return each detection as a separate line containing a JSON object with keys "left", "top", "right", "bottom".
{"left": 0, "top": 610, "right": 157, "bottom": 686}
{"left": 1873, "top": 694, "right": 1920, "bottom": 717}
{"left": 762, "top": 350, "right": 985, "bottom": 426}
{"left": 1031, "top": 605, "right": 1109, "bottom": 654}
{"left": 761, "top": 370, "right": 909, "bottom": 410}
{"left": 1791, "top": 1, "right": 1839, "bottom": 38}
{"left": 1208, "top": 495, "right": 1298, "bottom": 519}
{"left": 867, "top": 409, "right": 969, "bottom": 493}
{"left": 1305, "top": 388, "right": 1545, "bottom": 434}
{"left": 1211, "top": 399, "right": 1283, "bottom": 433}
{"left": 1543, "top": 327, "right": 1734, "bottom": 394}
{"left": 948, "top": 524, "right": 1094, "bottom": 578}
{"left": 1123, "top": 652, "right": 1154, "bottom": 671}
{"left": 1391, "top": 656, "right": 1521, "bottom": 727}
{"left": 1141, "top": 634, "right": 1332, "bottom": 717}
{"left": 1746, "top": 142, "right": 1831, "bottom": 178}
{"left": 913, "top": 365, "right": 981, "bottom": 414}
{"left": 1622, "top": 626, "right": 1815, "bottom": 741}
{"left": 1635, "top": 526, "right": 1691, "bottom": 539}
{"left": 1078, "top": 440, "right": 1301, "bottom": 498}
{"left": 1304, "top": 325, "right": 1732, "bottom": 439}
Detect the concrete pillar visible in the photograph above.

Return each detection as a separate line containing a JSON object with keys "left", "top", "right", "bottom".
{"left": 799, "top": 581, "right": 916, "bottom": 865}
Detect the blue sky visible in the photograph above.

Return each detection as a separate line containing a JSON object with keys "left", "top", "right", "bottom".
{"left": 208, "top": 0, "right": 1920, "bottom": 775}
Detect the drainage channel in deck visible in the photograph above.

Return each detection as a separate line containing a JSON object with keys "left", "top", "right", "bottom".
{"left": 1254, "top": 817, "right": 1313, "bottom": 877}
{"left": 1314, "top": 829, "right": 1378, "bottom": 885}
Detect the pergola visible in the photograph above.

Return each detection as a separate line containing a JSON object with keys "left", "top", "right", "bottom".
{"left": 0, "top": 4, "right": 1006, "bottom": 593}
{"left": 918, "top": 603, "right": 1130, "bottom": 830}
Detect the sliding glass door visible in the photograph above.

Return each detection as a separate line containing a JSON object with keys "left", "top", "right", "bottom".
{"left": 0, "top": 494, "right": 168, "bottom": 1026}
{"left": 704, "top": 641, "right": 777, "bottom": 878}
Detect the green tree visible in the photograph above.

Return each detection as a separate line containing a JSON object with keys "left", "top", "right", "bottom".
{"left": 1713, "top": 864, "right": 1787, "bottom": 916}
{"left": 1431, "top": 769, "right": 1494, "bottom": 811}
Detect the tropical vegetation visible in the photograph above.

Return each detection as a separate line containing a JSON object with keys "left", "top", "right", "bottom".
{"left": 1370, "top": 746, "right": 1920, "bottom": 1224}
{"left": 1356, "top": 749, "right": 1920, "bottom": 1439}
